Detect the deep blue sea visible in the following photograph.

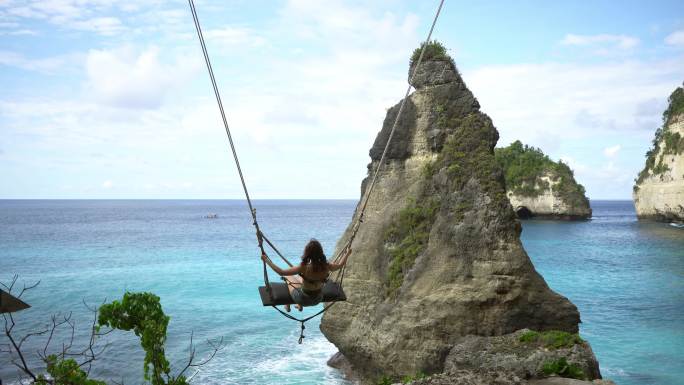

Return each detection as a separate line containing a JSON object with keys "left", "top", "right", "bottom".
{"left": 1, "top": 200, "right": 682, "bottom": 385}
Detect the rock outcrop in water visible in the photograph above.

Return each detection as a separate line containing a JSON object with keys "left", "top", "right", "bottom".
{"left": 320, "top": 43, "right": 591, "bottom": 383}
{"left": 633, "top": 84, "right": 684, "bottom": 223}
{"left": 495, "top": 141, "right": 591, "bottom": 220}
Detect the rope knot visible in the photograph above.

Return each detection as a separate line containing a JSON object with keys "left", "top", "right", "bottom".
{"left": 298, "top": 322, "right": 306, "bottom": 344}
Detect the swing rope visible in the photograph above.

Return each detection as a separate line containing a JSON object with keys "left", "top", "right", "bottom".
{"left": 188, "top": 0, "right": 446, "bottom": 342}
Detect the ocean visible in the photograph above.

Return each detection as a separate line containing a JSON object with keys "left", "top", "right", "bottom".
{"left": 0, "top": 200, "right": 682, "bottom": 385}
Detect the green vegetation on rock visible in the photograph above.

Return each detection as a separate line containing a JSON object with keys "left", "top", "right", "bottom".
{"left": 402, "top": 372, "right": 428, "bottom": 383}
{"left": 439, "top": 113, "right": 506, "bottom": 198}
{"left": 384, "top": 112, "right": 509, "bottom": 296}
{"left": 385, "top": 197, "right": 440, "bottom": 296}
{"left": 519, "top": 330, "right": 584, "bottom": 349}
{"left": 376, "top": 371, "right": 427, "bottom": 385}
{"left": 495, "top": 140, "right": 588, "bottom": 208}
{"left": 663, "top": 85, "right": 684, "bottom": 125}
{"left": 635, "top": 84, "right": 684, "bottom": 188}
{"left": 542, "top": 357, "right": 586, "bottom": 380}
{"left": 410, "top": 40, "right": 454, "bottom": 67}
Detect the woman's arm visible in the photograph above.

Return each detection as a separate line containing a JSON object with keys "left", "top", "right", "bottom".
{"left": 261, "top": 252, "right": 301, "bottom": 276}
{"left": 329, "top": 247, "right": 352, "bottom": 272}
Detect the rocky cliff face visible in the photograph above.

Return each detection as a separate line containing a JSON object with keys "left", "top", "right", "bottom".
{"left": 320, "top": 49, "right": 582, "bottom": 382}
{"left": 495, "top": 141, "right": 591, "bottom": 220}
{"left": 633, "top": 85, "right": 684, "bottom": 223}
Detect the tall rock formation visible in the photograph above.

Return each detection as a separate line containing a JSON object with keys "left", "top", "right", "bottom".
{"left": 495, "top": 141, "right": 591, "bottom": 220}
{"left": 633, "top": 84, "right": 684, "bottom": 223}
{"left": 320, "top": 44, "right": 581, "bottom": 381}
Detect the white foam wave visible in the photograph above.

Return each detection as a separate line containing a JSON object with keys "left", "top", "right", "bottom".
{"left": 188, "top": 331, "right": 350, "bottom": 385}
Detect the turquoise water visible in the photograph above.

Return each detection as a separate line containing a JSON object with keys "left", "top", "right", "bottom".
{"left": 1, "top": 200, "right": 682, "bottom": 384}
{"left": 521, "top": 201, "right": 684, "bottom": 385}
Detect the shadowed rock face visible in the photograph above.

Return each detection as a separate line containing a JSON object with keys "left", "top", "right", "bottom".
{"left": 320, "top": 56, "right": 580, "bottom": 381}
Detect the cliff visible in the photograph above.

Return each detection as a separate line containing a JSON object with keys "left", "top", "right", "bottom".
{"left": 495, "top": 141, "right": 591, "bottom": 220}
{"left": 633, "top": 84, "right": 684, "bottom": 223}
{"left": 320, "top": 43, "right": 591, "bottom": 383}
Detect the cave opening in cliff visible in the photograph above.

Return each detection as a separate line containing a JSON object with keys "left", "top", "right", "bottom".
{"left": 516, "top": 206, "right": 534, "bottom": 219}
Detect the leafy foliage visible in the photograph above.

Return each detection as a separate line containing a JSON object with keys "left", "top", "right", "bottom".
{"left": 35, "top": 356, "right": 106, "bottom": 385}
{"left": 662, "top": 85, "right": 684, "bottom": 125}
{"left": 98, "top": 292, "right": 188, "bottom": 385}
{"left": 410, "top": 40, "right": 453, "bottom": 67}
{"left": 402, "top": 371, "right": 428, "bottom": 383}
{"left": 542, "top": 357, "right": 586, "bottom": 380}
{"left": 376, "top": 371, "right": 427, "bottom": 385}
{"left": 495, "top": 140, "right": 588, "bottom": 208}
{"left": 636, "top": 84, "right": 684, "bottom": 187}
{"left": 385, "top": 198, "right": 440, "bottom": 296}
{"left": 519, "top": 330, "right": 584, "bottom": 349}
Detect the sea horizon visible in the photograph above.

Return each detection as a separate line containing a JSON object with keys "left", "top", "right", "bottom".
{"left": 1, "top": 199, "right": 682, "bottom": 385}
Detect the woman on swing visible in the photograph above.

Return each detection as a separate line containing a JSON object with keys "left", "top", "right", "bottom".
{"left": 261, "top": 239, "right": 351, "bottom": 312}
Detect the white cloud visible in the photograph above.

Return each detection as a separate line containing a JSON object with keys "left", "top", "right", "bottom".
{"left": 0, "top": 0, "right": 138, "bottom": 35}
{"left": 84, "top": 46, "right": 200, "bottom": 109}
{"left": 204, "top": 27, "right": 268, "bottom": 47}
{"left": 665, "top": 30, "right": 684, "bottom": 47}
{"left": 561, "top": 33, "right": 640, "bottom": 50}
{"left": 0, "top": 29, "right": 38, "bottom": 35}
{"left": 70, "top": 16, "right": 123, "bottom": 35}
{"left": 603, "top": 144, "right": 621, "bottom": 158}
{"left": 1, "top": 0, "right": 427, "bottom": 198}
{"left": 465, "top": 57, "right": 683, "bottom": 199}
{"left": 466, "top": 58, "right": 684, "bottom": 147}
{"left": 0, "top": 50, "right": 82, "bottom": 73}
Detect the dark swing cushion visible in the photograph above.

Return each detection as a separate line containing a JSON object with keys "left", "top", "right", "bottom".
{"left": 258, "top": 282, "right": 346, "bottom": 306}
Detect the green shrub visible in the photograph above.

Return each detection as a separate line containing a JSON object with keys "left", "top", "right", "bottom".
{"left": 35, "top": 356, "right": 106, "bottom": 385}
{"left": 519, "top": 330, "right": 539, "bottom": 343}
{"left": 519, "top": 330, "right": 583, "bottom": 349}
{"left": 662, "top": 85, "right": 684, "bottom": 125}
{"left": 410, "top": 40, "right": 453, "bottom": 67}
{"left": 542, "top": 357, "right": 586, "bottom": 380}
{"left": 662, "top": 131, "right": 684, "bottom": 155}
{"left": 402, "top": 372, "right": 427, "bottom": 383}
{"left": 377, "top": 375, "right": 394, "bottom": 385}
{"left": 99, "top": 292, "right": 189, "bottom": 385}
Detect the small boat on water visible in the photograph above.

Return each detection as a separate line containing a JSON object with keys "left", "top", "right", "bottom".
{"left": 205, "top": 213, "right": 218, "bottom": 219}
{"left": 669, "top": 222, "right": 684, "bottom": 228}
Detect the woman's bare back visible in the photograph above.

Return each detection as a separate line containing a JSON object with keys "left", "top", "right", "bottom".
{"left": 300, "top": 263, "right": 330, "bottom": 291}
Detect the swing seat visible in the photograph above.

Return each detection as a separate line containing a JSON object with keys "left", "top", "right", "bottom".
{"left": 258, "top": 282, "right": 346, "bottom": 306}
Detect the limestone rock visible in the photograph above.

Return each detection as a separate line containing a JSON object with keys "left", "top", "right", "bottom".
{"left": 320, "top": 47, "right": 581, "bottom": 382}
{"left": 495, "top": 141, "right": 591, "bottom": 220}
{"left": 633, "top": 84, "right": 684, "bottom": 223}
{"left": 444, "top": 330, "right": 600, "bottom": 380}
{"left": 403, "top": 375, "right": 615, "bottom": 385}
{"left": 409, "top": 59, "right": 461, "bottom": 90}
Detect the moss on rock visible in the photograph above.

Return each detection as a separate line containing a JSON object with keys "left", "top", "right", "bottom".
{"left": 519, "top": 330, "right": 584, "bottom": 349}
{"left": 385, "top": 197, "right": 440, "bottom": 296}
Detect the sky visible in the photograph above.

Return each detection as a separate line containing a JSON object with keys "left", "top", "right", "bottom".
{"left": 1, "top": 0, "right": 683, "bottom": 200}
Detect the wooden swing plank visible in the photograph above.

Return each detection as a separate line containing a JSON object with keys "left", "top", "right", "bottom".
{"left": 258, "top": 282, "right": 346, "bottom": 306}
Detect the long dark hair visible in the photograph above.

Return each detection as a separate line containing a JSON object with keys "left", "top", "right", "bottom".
{"left": 301, "top": 239, "right": 327, "bottom": 272}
